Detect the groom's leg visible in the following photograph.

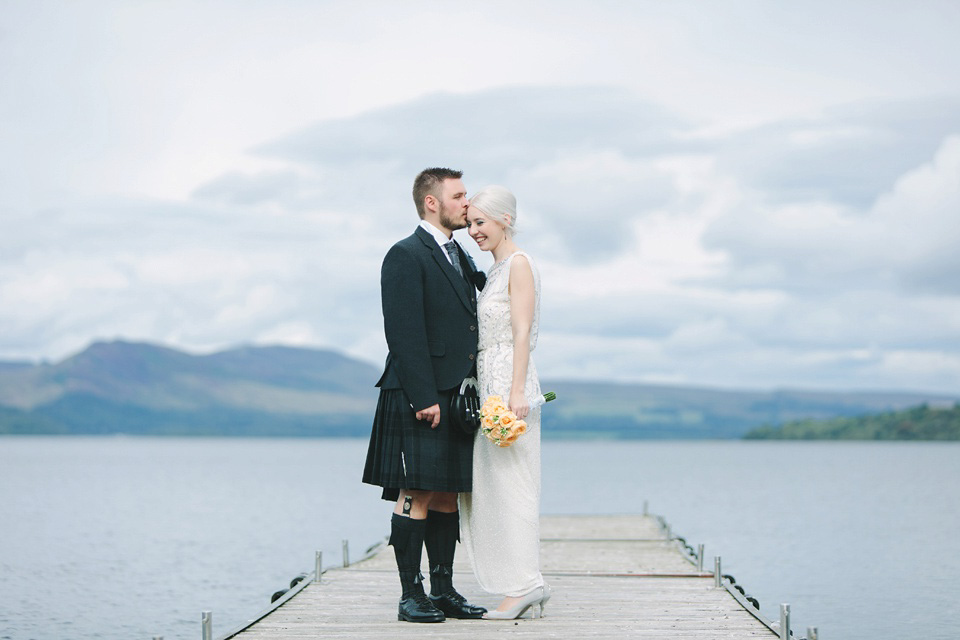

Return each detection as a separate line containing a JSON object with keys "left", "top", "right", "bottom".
{"left": 391, "top": 490, "right": 444, "bottom": 623}
{"left": 424, "top": 493, "right": 486, "bottom": 619}
{"left": 424, "top": 508, "right": 458, "bottom": 596}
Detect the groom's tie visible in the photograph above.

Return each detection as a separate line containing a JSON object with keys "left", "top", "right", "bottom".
{"left": 444, "top": 240, "right": 465, "bottom": 279}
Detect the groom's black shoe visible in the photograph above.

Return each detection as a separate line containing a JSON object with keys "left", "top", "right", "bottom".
{"left": 398, "top": 590, "right": 445, "bottom": 623}
{"left": 391, "top": 515, "right": 445, "bottom": 623}
{"left": 429, "top": 589, "right": 487, "bottom": 619}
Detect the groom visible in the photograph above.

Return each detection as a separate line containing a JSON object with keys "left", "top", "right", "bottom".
{"left": 362, "top": 167, "right": 487, "bottom": 622}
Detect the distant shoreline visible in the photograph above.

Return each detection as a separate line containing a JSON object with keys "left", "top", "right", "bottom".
{"left": 2, "top": 340, "right": 957, "bottom": 439}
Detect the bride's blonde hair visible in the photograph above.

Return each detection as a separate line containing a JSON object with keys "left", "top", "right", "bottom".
{"left": 469, "top": 185, "right": 517, "bottom": 237}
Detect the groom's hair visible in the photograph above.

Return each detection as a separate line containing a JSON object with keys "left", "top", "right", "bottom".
{"left": 413, "top": 167, "right": 463, "bottom": 219}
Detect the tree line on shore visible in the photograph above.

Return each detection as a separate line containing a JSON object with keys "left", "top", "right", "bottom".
{"left": 744, "top": 403, "right": 960, "bottom": 440}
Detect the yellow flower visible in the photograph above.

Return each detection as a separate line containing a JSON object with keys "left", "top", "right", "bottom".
{"left": 483, "top": 395, "right": 503, "bottom": 411}
{"left": 498, "top": 412, "right": 516, "bottom": 430}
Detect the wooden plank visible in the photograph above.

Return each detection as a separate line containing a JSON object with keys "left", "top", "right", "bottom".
{"left": 539, "top": 514, "right": 666, "bottom": 539}
{"left": 222, "top": 515, "right": 777, "bottom": 639}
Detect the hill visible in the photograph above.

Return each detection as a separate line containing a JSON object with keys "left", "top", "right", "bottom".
{"left": 1, "top": 340, "right": 956, "bottom": 438}
{"left": 0, "top": 341, "right": 381, "bottom": 436}
{"left": 743, "top": 404, "right": 960, "bottom": 440}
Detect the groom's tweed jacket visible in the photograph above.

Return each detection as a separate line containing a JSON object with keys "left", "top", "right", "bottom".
{"left": 376, "top": 225, "right": 484, "bottom": 411}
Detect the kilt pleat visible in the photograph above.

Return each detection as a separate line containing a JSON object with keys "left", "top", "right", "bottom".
{"left": 362, "top": 388, "right": 474, "bottom": 501}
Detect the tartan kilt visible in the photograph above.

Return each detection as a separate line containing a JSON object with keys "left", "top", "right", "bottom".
{"left": 362, "top": 388, "right": 475, "bottom": 501}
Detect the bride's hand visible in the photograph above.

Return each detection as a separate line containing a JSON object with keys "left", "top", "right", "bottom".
{"left": 509, "top": 390, "right": 529, "bottom": 420}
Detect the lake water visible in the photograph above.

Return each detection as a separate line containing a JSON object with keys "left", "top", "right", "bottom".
{"left": 1, "top": 437, "right": 958, "bottom": 640}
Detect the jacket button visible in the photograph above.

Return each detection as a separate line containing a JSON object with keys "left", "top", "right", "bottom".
{"left": 468, "top": 354, "right": 475, "bottom": 360}
{"left": 469, "top": 325, "right": 476, "bottom": 331}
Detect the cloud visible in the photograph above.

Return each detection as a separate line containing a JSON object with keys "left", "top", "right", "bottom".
{"left": 704, "top": 133, "right": 960, "bottom": 295}
{"left": 4, "top": 75, "right": 960, "bottom": 393}
{"left": 256, "top": 86, "right": 686, "bottom": 168}
{"left": 194, "top": 86, "right": 695, "bottom": 262}
{"left": 0, "top": 197, "right": 386, "bottom": 364}
{"left": 193, "top": 171, "right": 305, "bottom": 208}
{"left": 713, "top": 97, "right": 960, "bottom": 208}
{"left": 870, "top": 135, "right": 960, "bottom": 293}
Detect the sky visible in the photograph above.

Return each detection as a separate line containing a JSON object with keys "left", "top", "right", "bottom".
{"left": 2, "top": 0, "right": 960, "bottom": 394}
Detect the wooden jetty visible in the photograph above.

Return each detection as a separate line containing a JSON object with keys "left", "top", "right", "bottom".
{"left": 210, "top": 513, "right": 806, "bottom": 639}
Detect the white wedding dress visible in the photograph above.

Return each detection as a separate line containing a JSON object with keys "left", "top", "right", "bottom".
{"left": 460, "top": 251, "right": 544, "bottom": 597}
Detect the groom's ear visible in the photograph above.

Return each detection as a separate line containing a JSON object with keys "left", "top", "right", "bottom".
{"left": 424, "top": 194, "right": 438, "bottom": 213}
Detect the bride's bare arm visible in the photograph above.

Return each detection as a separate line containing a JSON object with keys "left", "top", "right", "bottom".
{"left": 508, "top": 255, "right": 535, "bottom": 419}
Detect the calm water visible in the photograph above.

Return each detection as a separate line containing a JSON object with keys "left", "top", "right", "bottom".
{"left": 1, "top": 437, "right": 958, "bottom": 640}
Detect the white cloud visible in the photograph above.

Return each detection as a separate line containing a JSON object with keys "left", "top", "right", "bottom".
{"left": 706, "top": 134, "right": 960, "bottom": 294}
{"left": 868, "top": 135, "right": 960, "bottom": 292}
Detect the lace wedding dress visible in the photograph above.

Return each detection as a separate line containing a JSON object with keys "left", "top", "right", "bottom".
{"left": 460, "top": 251, "right": 544, "bottom": 597}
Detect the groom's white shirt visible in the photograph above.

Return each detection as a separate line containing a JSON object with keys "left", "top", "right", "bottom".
{"left": 419, "top": 219, "right": 457, "bottom": 267}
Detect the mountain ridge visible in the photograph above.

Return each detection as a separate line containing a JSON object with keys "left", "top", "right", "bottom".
{"left": 1, "top": 340, "right": 956, "bottom": 438}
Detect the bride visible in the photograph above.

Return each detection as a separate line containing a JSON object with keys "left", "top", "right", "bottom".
{"left": 459, "top": 185, "right": 550, "bottom": 620}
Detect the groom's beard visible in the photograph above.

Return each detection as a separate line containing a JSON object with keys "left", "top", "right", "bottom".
{"left": 440, "top": 206, "right": 467, "bottom": 231}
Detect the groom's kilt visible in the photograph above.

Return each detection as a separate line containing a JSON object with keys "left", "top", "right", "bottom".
{"left": 362, "top": 387, "right": 475, "bottom": 502}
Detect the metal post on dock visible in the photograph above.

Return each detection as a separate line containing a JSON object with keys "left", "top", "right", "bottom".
{"left": 807, "top": 626, "right": 818, "bottom": 639}
{"left": 714, "top": 557, "right": 722, "bottom": 587}
{"left": 201, "top": 611, "right": 212, "bottom": 640}
{"left": 643, "top": 500, "right": 648, "bottom": 516}
{"left": 779, "top": 603, "right": 791, "bottom": 640}
{"left": 342, "top": 539, "right": 349, "bottom": 567}
{"left": 315, "top": 550, "right": 323, "bottom": 583}
{"left": 697, "top": 544, "right": 704, "bottom": 571}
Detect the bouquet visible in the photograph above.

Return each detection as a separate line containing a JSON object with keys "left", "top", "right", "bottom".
{"left": 480, "top": 392, "right": 556, "bottom": 447}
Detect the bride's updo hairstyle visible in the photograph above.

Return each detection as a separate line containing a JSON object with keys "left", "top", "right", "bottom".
{"left": 469, "top": 185, "right": 518, "bottom": 237}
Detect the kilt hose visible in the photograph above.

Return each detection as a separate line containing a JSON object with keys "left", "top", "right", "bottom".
{"left": 363, "top": 388, "right": 475, "bottom": 502}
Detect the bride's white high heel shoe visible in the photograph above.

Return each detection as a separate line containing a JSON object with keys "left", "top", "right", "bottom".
{"left": 539, "top": 582, "right": 552, "bottom": 617}
{"left": 484, "top": 584, "right": 550, "bottom": 620}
